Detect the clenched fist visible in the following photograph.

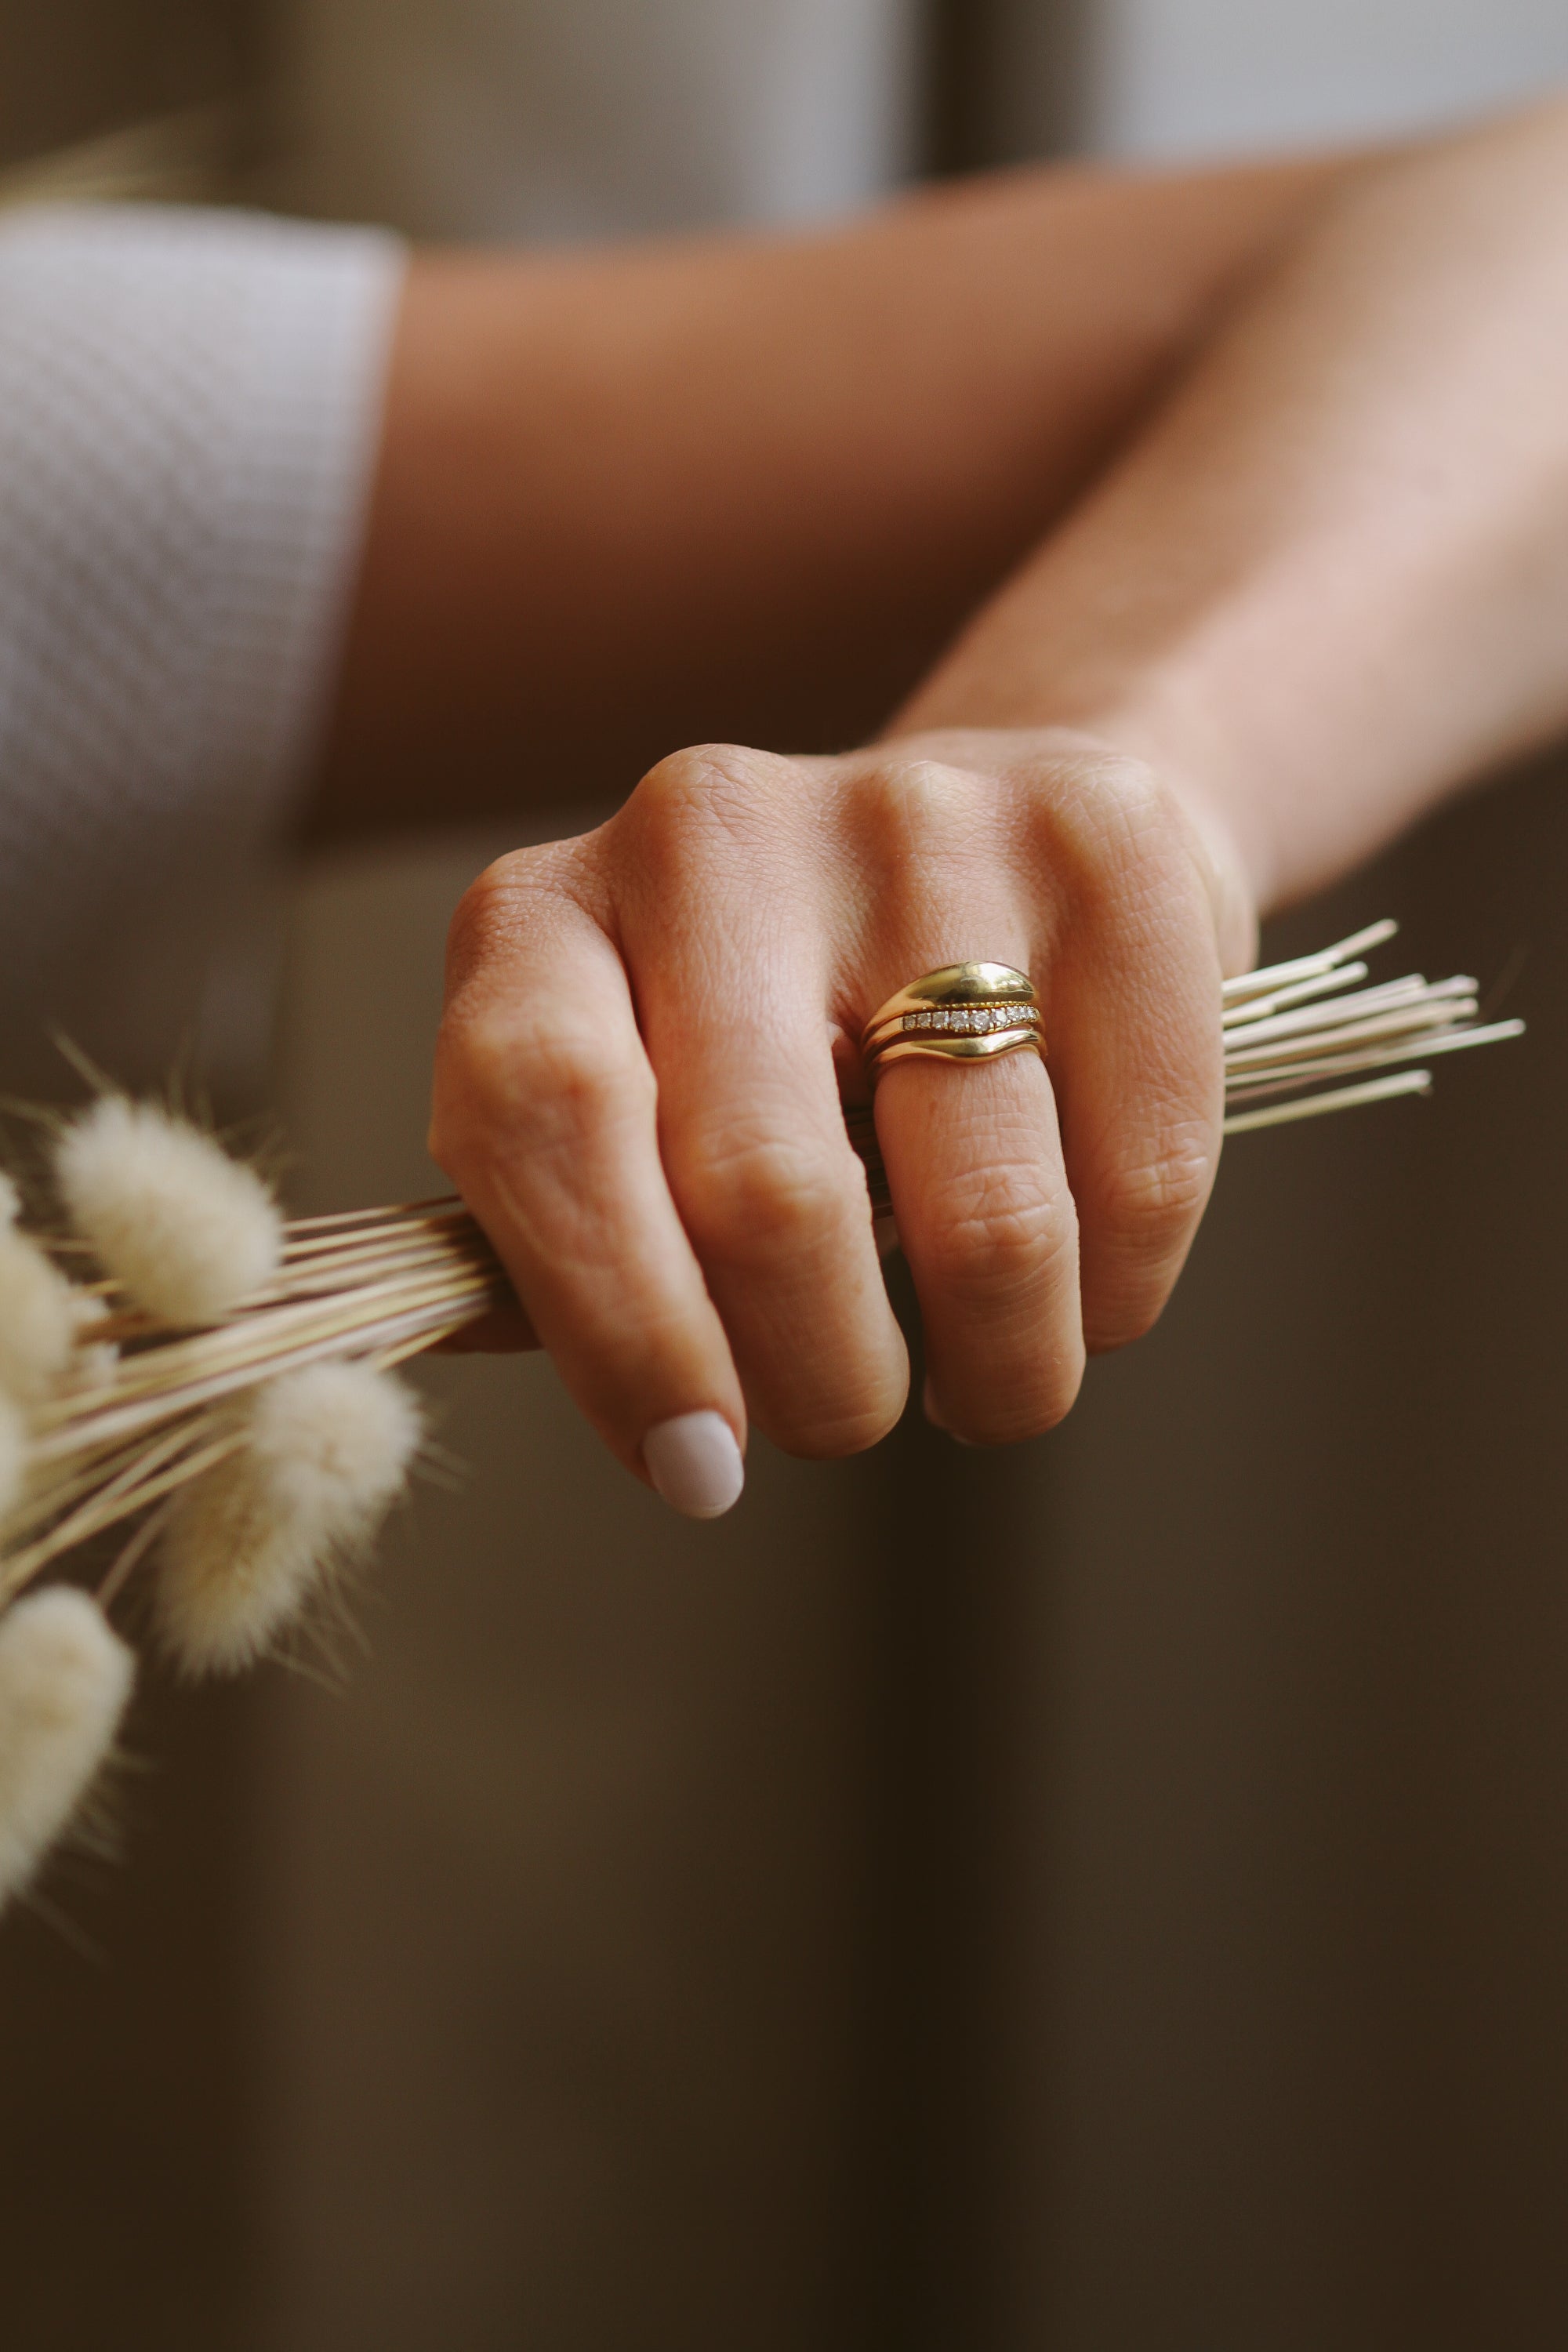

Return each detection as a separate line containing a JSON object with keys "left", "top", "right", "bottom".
{"left": 431, "top": 728, "right": 1248, "bottom": 1515}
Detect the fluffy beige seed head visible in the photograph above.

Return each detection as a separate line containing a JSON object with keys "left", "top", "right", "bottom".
{"left": 0, "top": 1226, "right": 76, "bottom": 1401}
{"left": 0, "top": 1587, "right": 135, "bottom": 1909}
{"left": 67, "top": 1296, "right": 120, "bottom": 1390}
{"left": 54, "top": 1097, "right": 281, "bottom": 1323}
{"left": 155, "top": 1361, "right": 424, "bottom": 1676}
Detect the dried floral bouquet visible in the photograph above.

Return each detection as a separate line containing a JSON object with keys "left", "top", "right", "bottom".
{"left": 0, "top": 919, "right": 1522, "bottom": 1913}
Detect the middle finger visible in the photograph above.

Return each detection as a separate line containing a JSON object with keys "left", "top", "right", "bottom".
{"left": 618, "top": 754, "right": 909, "bottom": 1457}
{"left": 855, "top": 759, "right": 1083, "bottom": 1443}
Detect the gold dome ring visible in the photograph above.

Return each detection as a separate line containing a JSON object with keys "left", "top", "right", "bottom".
{"left": 860, "top": 962, "right": 1043, "bottom": 1080}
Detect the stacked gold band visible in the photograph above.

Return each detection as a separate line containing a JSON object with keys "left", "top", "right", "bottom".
{"left": 860, "top": 961, "right": 1044, "bottom": 1081}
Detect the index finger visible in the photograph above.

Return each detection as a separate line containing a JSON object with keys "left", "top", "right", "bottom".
{"left": 431, "top": 850, "right": 748, "bottom": 1517}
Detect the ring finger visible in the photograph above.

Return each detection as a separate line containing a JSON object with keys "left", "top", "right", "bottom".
{"left": 852, "top": 762, "right": 1082, "bottom": 1443}
{"left": 872, "top": 988, "right": 1083, "bottom": 1446}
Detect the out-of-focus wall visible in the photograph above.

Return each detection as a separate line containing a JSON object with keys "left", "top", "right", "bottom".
{"left": 270, "top": 0, "right": 920, "bottom": 235}
{"left": 949, "top": 0, "right": 1568, "bottom": 164}
{"left": 0, "top": 0, "right": 259, "bottom": 172}
{"left": 1081, "top": 0, "right": 1568, "bottom": 157}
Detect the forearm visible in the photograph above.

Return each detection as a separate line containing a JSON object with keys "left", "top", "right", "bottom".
{"left": 312, "top": 153, "right": 1345, "bottom": 835}
{"left": 896, "top": 100, "right": 1568, "bottom": 917}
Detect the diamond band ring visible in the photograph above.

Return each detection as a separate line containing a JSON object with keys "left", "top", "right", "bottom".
{"left": 861, "top": 962, "right": 1044, "bottom": 1080}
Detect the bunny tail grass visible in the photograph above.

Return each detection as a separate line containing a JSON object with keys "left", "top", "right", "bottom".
{"left": 0, "top": 1225, "right": 77, "bottom": 1402}
{"left": 53, "top": 1096, "right": 282, "bottom": 1324}
{"left": 0, "top": 1586, "right": 134, "bottom": 1910}
{"left": 153, "top": 1361, "right": 424, "bottom": 1676}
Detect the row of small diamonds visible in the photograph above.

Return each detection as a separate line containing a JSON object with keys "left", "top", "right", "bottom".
{"left": 900, "top": 1003, "right": 1040, "bottom": 1036}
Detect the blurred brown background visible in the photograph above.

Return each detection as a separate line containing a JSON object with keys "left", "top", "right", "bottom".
{"left": 3, "top": 3, "right": 1568, "bottom": 2347}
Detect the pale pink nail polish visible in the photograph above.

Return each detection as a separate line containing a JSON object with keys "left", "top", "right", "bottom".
{"left": 644, "top": 1410, "right": 745, "bottom": 1518}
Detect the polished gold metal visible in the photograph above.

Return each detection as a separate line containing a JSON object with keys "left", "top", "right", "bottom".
{"left": 860, "top": 961, "right": 1044, "bottom": 1079}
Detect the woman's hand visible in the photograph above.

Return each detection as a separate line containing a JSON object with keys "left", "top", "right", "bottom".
{"left": 430, "top": 728, "right": 1248, "bottom": 1514}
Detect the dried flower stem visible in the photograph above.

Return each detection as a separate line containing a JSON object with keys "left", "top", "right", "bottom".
{"left": 0, "top": 920, "right": 1524, "bottom": 1627}
{"left": 96, "top": 1497, "right": 175, "bottom": 1613}
{"left": 0, "top": 1200, "right": 506, "bottom": 1609}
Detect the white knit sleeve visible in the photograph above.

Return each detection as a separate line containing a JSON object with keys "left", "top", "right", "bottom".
{"left": 0, "top": 205, "right": 405, "bottom": 1093}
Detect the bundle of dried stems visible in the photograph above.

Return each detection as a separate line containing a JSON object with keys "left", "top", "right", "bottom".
{"left": 0, "top": 918, "right": 1523, "bottom": 1911}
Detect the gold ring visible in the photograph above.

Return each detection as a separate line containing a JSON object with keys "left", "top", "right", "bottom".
{"left": 861, "top": 961, "right": 1044, "bottom": 1079}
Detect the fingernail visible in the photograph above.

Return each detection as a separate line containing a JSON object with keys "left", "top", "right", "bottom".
{"left": 644, "top": 1410, "right": 745, "bottom": 1519}
{"left": 923, "top": 1376, "right": 980, "bottom": 1447}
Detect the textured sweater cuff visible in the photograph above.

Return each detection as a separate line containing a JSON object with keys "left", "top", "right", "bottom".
{"left": 0, "top": 205, "right": 405, "bottom": 1086}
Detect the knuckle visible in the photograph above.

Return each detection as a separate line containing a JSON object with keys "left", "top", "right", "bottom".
{"left": 1083, "top": 1126, "right": 1216, "bottom": 1350}
{"left": 1049, "top": 752, "right": 1171, "bottom": 894}
{"left": 443, "top": 845, "right": 577, "bottom": 1002}
{"left": 1029, "top": 746, "right": 1210, "bottom": 939}
{"left": 919, "top": 1162, "right": 1076, "bottom": 1307}
{"left": 857, "top": 756, "right": 984, "bottom": 859}
{"left": 434, "top": 1004, "right": 651, "bottom": 1177}
{"left": 1102, "top": 1124, "right": 1216, "bottom": 1246}
{"left": 1060, "top": 742, "right": 1164, "bottom": 827}
{"left": 443, "top": 856, "right": 524, "bottom": 997}
{"left": 671, "top": 1116, "right": 907, "bottom": 1461}
{"left": 528, "top": 1022, "right": 652, "bottom": 1128}
{"left": 616, "top": 744, "right": 803, "bottom": 918}
{"left": 629, "top": 742, "right": 786, "bottom": 849}
{"left": 677, "top": 1121, "right": 856, "bottom": 1268}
